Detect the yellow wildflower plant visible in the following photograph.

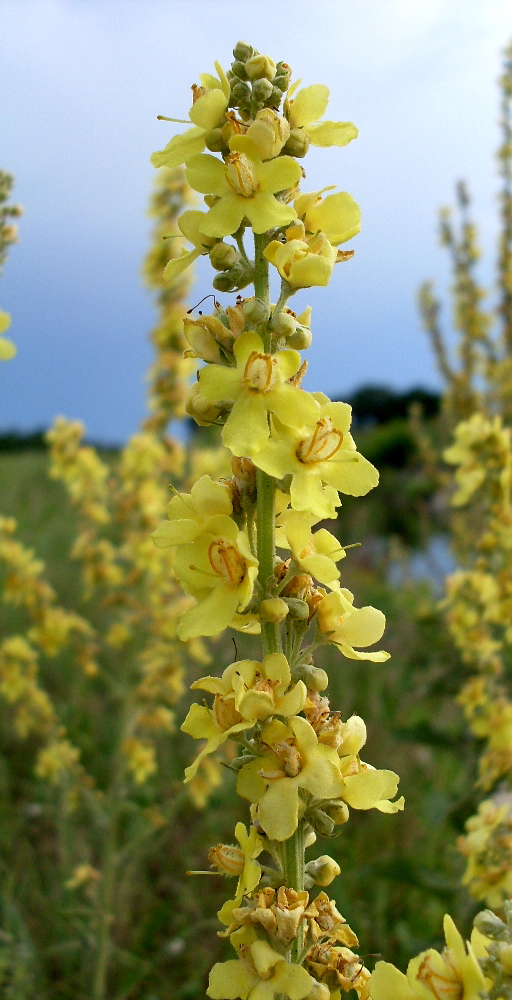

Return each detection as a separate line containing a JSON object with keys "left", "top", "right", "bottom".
{"left": 152, "top": 41, "right": 405, "bottom": 999}
{"left": 190, "top": 652, "right": 307, "bottom": 722}
{"left": 237, "top": 716, "right": 345, "bottom": 841}
{"left": 295, "top": 188, "right": 361, "bottom": 246}
{"left": 152, "top": 473, "right": 233, "bottom": 548}
{"left": 151, "top": 60, "right": 230, "bottom": 169}
{"left": 316, "top": 588, "right": 390, "bottom": 662}
{"left": 0, "top": 307, "right": 15, "bottom": 360}
{"left": 172, "top": 513, "right": 258, "bottom": 639}
{"left": 180, "top": 695, "right": 254, "bottom": 782}
{"left": 369, "top": 914, "right": 486, "bottom": 1000}
{"left": 458, "top": 796, "right": 512, "bottom": 908}
{"left": 161, "top": 209, "right": 218, "bottom": 281}
{"left": 276, "top": 509, "right": 345, "bottom": 586}
{"left": 186, "top": 144, "right": 301, "bottom": 238}
{"left": 197, "top": 330, "right": 320, "bottom": 456}
{"left": 264, "top": 223, "right": 338, "bottom": 289}
{"left": 208, "top": 925, "right": 314, "bottom": 1000}
{"left": 254, "top": 397, "right": 379, "bottom": 519}
{"left": 285, "top": 83, "right": 358, "bottom": 149}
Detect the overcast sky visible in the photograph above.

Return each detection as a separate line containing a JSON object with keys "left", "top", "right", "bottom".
{"left": 1, "top": 0, "right": 511, "bottom": 442}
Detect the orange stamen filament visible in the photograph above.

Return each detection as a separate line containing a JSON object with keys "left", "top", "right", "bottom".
{"left": 296, "top": 418, "right": 343, "bottom": 464}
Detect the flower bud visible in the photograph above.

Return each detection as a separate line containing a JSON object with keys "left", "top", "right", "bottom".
{"left": 304, "top": 855, "right": 341, "bottom": 887}
{"left": 260, "top": 598, "right": 289, "bottom": 623}
{"left": 185, "top": 382, "right": 229, "bottom": 427}
{"left": 245, "top": 109, "right": 290, "bottom": 160}
{"left": 271, "top": 310, "right": 297, "bottom": 337}
{"left": 285, "top": 598, "right": 310, "bottom": 621}
{"left": 308, "top": 808, "right": 335, "bottom": 837}
{"left": 187, "top": 314, "right": 234, "bottom": 353}
{"left": 252, "top": 78, "right": 274, "bottom": 103}
{"left": 295, "top": 664, "right": 329, "bottom": 692}
{"left": 231, "top": 81, "right": 251, "bottom": 105}
{"left": 183, "top": 318, "right": 223, "bottom": 364}
{"left": 242, "top": 297, "right": 268, "bottom": 325}
{"left": 283, "top": 128, "right": 311, "bottom": 158}
{"left": 322, "top": 800, "right": 350, "bottom": 826}
{"left": 233, "top": 41, "right": 254, "bottom": 62}
{"left": 474, "top": 910, "right": 508, "bottom": 939}
{"left": 204, "top": 128, "right": 227, "bottom": 153}
{"left": 288, "top": 325, "right": 313, "bottom": 350}
{"left": 245, "top": 54, "right": 276, "bottom": 82}
{"left": 275, "top": 62, "right": 292, "bottom": 89}
{"left": 213, "top": 271, "right": 237, "bottom": 293}
{"left": 231, "top": 60, "right": 249, "bottom": 80}
{"left": 339, "top": 716, "right": 367, "bottom": 757}
{"left": 213, "top": 259, "right": 254, "bottom": 293}
{"left": 304, "top": 827, "right": 317, "bottom": 848}
{"left": 209, "top": 243, "right": 238, "bottom": 271}
{"left": 269, "top": 87, "right": 284, "bottom": 107}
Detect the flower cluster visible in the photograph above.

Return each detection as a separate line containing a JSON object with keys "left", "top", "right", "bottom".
{"left": 152, "top": 41, "right": 404, "bottom": 1000}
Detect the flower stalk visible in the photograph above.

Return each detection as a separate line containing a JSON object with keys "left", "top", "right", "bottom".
{"left": 152, "top": 40, "right": 406, "bottom": 1000}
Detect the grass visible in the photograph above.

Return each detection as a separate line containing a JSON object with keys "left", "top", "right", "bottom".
{"left": 0, "top": 446, "right": 480, "bottom": 997}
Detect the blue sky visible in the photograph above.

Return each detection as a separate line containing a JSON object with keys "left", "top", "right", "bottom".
{"left": 1, "top": 0, "right": 511, "bottom": 442}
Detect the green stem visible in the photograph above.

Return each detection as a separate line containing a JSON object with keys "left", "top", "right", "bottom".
{"left": 256, "top": 467, "right": 280, "bottom": 656}
{"left": 253, "top": 229, "right": 304, "bottom": 963}
{"left": 273, "top": 279, "right": 292, "bottom": 318}
{"left": 253, "top": 233, "right": 270, "bottom": 348}
{"left": 281, "top": 819, "right": 305, "bottom": 962}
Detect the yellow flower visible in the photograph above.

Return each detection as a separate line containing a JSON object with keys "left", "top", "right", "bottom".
{"left": 237, "top": 716, "right": 344, "bottom": 841}
{"left": 152, "top": 474, "right": 233, "bottom": 549}
{"left": 369, "top": 915, "right": 486, "bottom": 1000}
{"left": 208, "top": 925, "right": 314, "bottom": 1000}
{"left": 254, "top": 395, "right": 378, "bottom": 519}
{"left": 240, "top": 110, "right": 290, "bottom": 161}
{"left": 264, "top": 222, "right": 337, "bottom": 289}
{"left": 172, "top": 514, "right": 258, "bottom": 639}
{"left": 181, "top": 700, "right": 254, "bottom": 783}
{"left": 198, "top": 331, "right": 320, "bottom": 457}
{"left": 0, "top": 309, "right": 16, "bottom": 360}
{"left": 160, "top": 210, "right": 217, "bottom": 282}
{"left": 151, "top": 61, "right": 230, "bottom": 168}
{"left": 316, "top": 588, "right": 390, "bottom": 662}
{"left": 285, "top": 83, "right": 358, "bottom": 148}
{"left": 276, "top": 509, "right": 345, "bottom": 586}
{"left": 458, "top": 796, "right": 512, "bottom": 908}
{"left": 215, "top": 823, "right": 266, "bottom": 927}
{"left": 295, "top": 188, "right": 361, "bottom": 245}
{"left": 191, "top": 652, "right": 307, "bottom": 722}
{"left": 186, "top": 142, "right": 301, "bottom": 238}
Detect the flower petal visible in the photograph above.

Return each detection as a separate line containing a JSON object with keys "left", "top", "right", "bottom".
{"left": 289, "top": 84, "right": 329, "bottom": 128}
{"left": 308, "top": 121, "right": 358, "bottom": 147}
{"left": 177, "top": 584, "right": 241, "bottom": 639}
{"left": 222, "top": 395, "right": 270, "bottom": 456}
{"left": 186, "top": 153, "right": 227, "bottom": 196}
{"left": 258, "top": 155, "right": 302, "bottom": 195}
{"left": 151, "top": 127, "right": 205, "bottom": 169}
{"left": 200, "top": 195, "right": 246, "bottom": 238}
{"left": 258, "top": 779, "right": 300, "bottom": 840}
{"left": 189, "top": 88, "right": 227, "bottom": 130}
{"left": 244, "top": 192, "right": 296, "bottom": 235}
{"left": 208, "top": 959, "right": 253, "bottom": 999}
